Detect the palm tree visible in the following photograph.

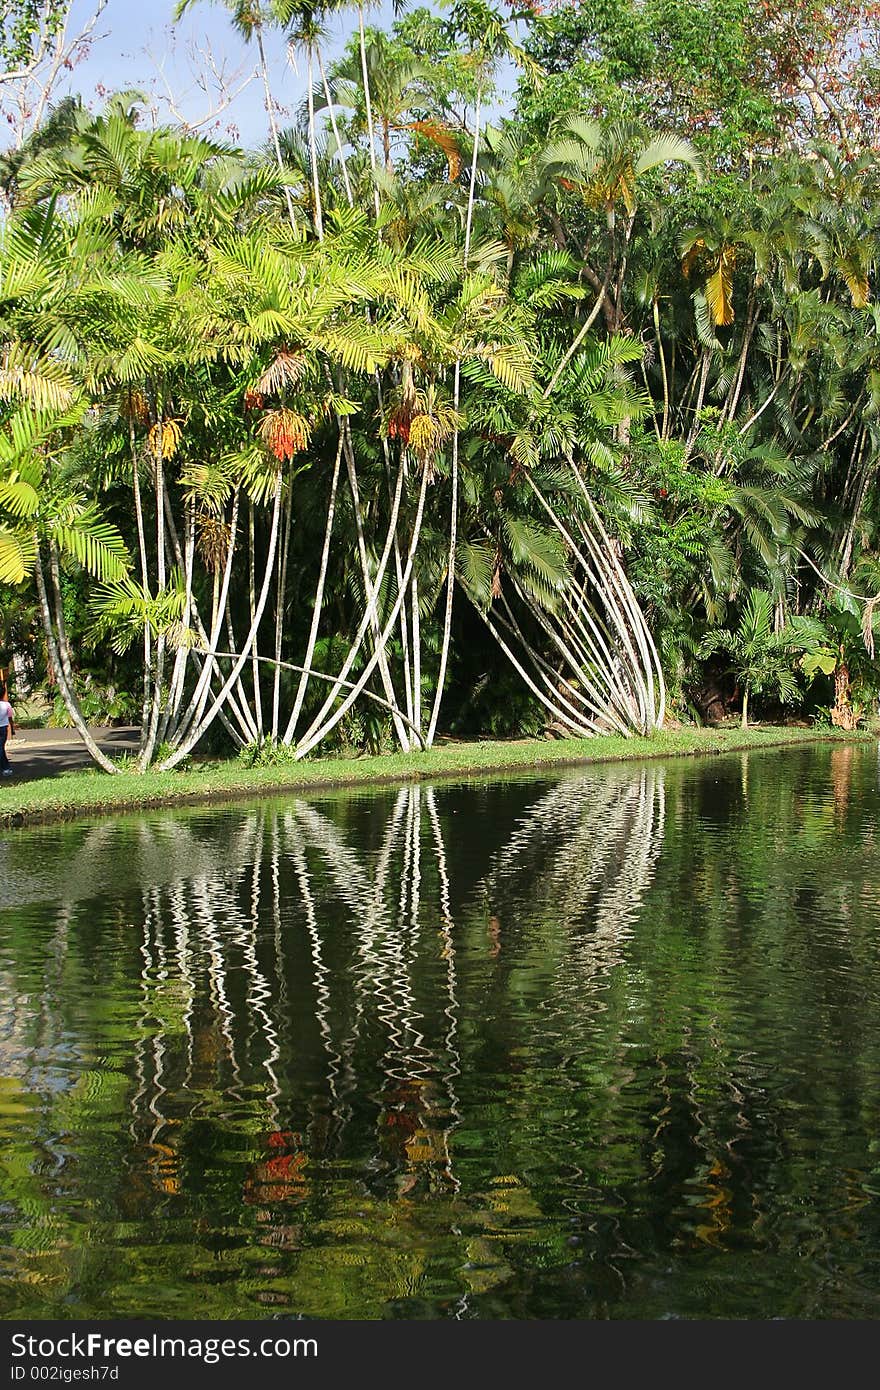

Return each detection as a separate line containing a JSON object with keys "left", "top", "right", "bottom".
{"left": 175, "top": 0, "right": 299, "bottom": 227}
{"left": 0, "top": 404, "right": 129, "bottom": 771}
{"left": 543, "top": 116, "right": 700, "bottom": 332}
{"left": 681, "top": 213, "right": 745, "bottom": 329}
{"left": 699, "top": 588, "right": 823, "bottom": 727}
{"left": 794, "top": 143, "right": 879, "bottom": 310}
{"left": 315, "top": 28, "right": 434, "bottom": 173}
{"left": 425, "top": 0, "right": 542, "bottom": 747}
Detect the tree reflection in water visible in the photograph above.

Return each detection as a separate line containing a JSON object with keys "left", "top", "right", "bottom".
{"left": 2, "top": 747, "right": 880, "bottom": 1318}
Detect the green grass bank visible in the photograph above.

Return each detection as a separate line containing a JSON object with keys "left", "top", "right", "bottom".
{"left": 0, "top": 724, "right": 870, "bottom": 829}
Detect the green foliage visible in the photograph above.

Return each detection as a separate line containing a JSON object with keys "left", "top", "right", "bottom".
{"left": 521, "top": 0, "right": 880, "bottom": 158}
{"left": 0, "top": 0, "right": 63, "bottom": 76}
{"left": 699, "top": 589, "right": 826, "bottom": 723}
{"left": 238, "top": 735, "right": 299, "bottom": 768}
{"left": 48, "top": 679, "right": 137, "bottom": 728}
{"left": 3, "top": 0, "right": 880, "bottom": 761}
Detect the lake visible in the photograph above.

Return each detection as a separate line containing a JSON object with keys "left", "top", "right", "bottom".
{"left": 2, "top": 741, "right": 880, "bottom": 1319}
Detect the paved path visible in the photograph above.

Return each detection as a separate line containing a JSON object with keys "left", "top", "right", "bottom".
{"left": 2, "top": 726, "right": 141, "bottom": 782}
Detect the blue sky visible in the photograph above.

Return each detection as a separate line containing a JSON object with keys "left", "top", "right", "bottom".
{"left": 62, "top": 0, "right": 422, "bottom": 145}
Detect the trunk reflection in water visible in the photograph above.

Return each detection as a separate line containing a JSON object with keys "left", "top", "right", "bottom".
{"left": 1, "top": 744, "right": 880, "bottom": 1318}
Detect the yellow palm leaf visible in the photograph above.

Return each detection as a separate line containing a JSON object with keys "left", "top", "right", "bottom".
{"left": 405, "top": 121, "right": 462, "bottom": 182}
{"left": 618, "top": 164, "right": 637, "bottom": 218}
{"left": 0, "top": 526, "right": 36, "bottom": 584}
{"left": 706, "top": 254, "right": 735, "bottom": 326}
{"left": 681, "top": 238, "right": 705, "bottom": 278}
{"left": 839, "top": 260, "right": 870, "bottom": 309}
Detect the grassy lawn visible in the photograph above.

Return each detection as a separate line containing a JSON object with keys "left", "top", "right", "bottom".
{"left": 0, "top": 724, "right": 869, "bottom": 828}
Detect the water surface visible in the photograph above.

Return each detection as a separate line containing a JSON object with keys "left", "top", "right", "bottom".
{"left": 2, "top": 742, "right": 880, "bottom": 1319}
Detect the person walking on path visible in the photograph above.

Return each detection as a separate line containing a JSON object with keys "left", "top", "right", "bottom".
{"left": 0, "top": 684, "right": 16, "bottom": 777}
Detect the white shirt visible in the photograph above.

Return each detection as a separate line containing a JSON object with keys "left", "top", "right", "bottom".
{"left": 0, "top": 700, "right": 13, "bottom": 728}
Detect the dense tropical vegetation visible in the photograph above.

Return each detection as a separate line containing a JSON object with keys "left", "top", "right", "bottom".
{"left": 2, "top": 0, "right": 880, "bottom": 772}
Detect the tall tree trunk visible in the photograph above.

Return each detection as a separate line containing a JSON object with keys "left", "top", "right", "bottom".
{"left": 306, "top": 45, "right": 324, "bottom": 240}
{"left": 425, "top": 84, "right": 482, "bottom": 747}
{"left": 161, "top": 474, "right": 285, "bottom": 769}
{"left": 411, "top": 571, "right": 421, "bottom": 739}
{"left": 139, "top": 421, "right": 167, "bottom": 770}
{"left": 344, "top": 433, "right": 411, "bottom": 750}
{"left": 652, "top": 299, "right": 670, "bottom": 440}
{"left": 256, "top": 22, "right": 297, "bottom": 229}
{"left": 130, "top": 414, "right": 152, "bottom": 758}
{"left": 224, "top": 600, "right": 260, "bottom": 741}
{"left": 35, "top": 546, "right": 120, "bottom": 774}
{"left": 721, "top": 289, "right": 756, "bottom": 431}
{"left": 271, "top": 484, "right": 293, "bottom": 743}
{"left": 317, "top": 45, "right": 353, "bottom": 206}
{"left": 297, "top": 424, "right": 409, "bottom": 751}
{"left": 283, "top": 434, "right": 343, "bottom": 744}
{"left": 295, "top": 460, "right": 430, "bottom": 759}
{"left": 522, "top": 467, "right": 665, "bottom": 734}
{"left": 470, "top": 599, "right": 595, "bottom": 737}
{"left": 163, "top": 491, "right": 255, "bottom": 749}
{"left": 685, "top": 349, "right": 711, "bottom": 461}
{"left": 169, "top": 491, "right": 243, "bottom": 748}
{"left": 248, "top": 500, "right": 264, "bottom": 740}
{"left": 158, "top": 496, "right": 196, "bottom": 745}
{"left": 357, "top": 6, "right": 380, "bottom": 218}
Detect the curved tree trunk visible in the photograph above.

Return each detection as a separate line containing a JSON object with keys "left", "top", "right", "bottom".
{"left": 161, "top": 474, "right": 284, "bottom": 769}
{"left": 35, "top": 546, "right": 120, "bottom": 774}
{"left": 294, "top": 460, "right": 430, "bottom": 759}
{"left": 296, "top": 429, "right": 408, "bottom": 750}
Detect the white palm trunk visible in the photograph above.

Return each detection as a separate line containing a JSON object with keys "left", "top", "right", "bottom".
{"left": 271, "top": 486, "right": 293, "bottom": 743}
{"left": 248, "top": 501, "right": 264, "bottom": 739}
{"left": 395, "top": 533, "right": 415, "bottom": 732}
{"left": 295, "top": 429, "right": 409, "bottom": 751}
{"left": 357, "top": 5, "right": 380, "bottom": 217}
{"left": 283, "top": 433, "right": 343, "bottom": 744}
{"left": 224, "top": 600, "right": 260, "bottom": 741}
{"left": 342, "top": 442, "right": 411, "bottom": 751}
{"left": 470, "top": 598, "right": 595, "bottom": 737}
{"left": 256, "top": 22, "right": 297, "bottom": 229}
{"left": 426, "top": 85, "right": 483, "bottom": 747}
{"left": 317, "top": 45, "right": 353, "bottom": 207}
{"left": 503, "top": 582, "right": 632, "bottom": 735}
{"left": 161, "top": 476, "right": 284, "bottom": 768}
{"left": 294, "top": 458, "right": 430, "bottom": 758}
{"left": 130, "top": 418, "right": 152, "bottom": 758}
{"left": 507, "top": 470, "right": 665, "bottom": 736}
{"left": 161, "top": 492, "right": 254, "bottom": 750}
{"left": 410, "top": 571, "right": 421, "bottom": 739}
{"left": 490, "top": 591, "right": 613, "bottom": 733}
{"left": 35, "top": 547, "right": 120, "bottom": 774}
{"left": 372, "top": 377, "right": 415, "bottom": 746}
{"left": 157, "top": 497, "right": 196, "bottom": 747}
{"left": 306, "top": 45, "right": 324, "bottom": 241}
{"left": 139, "top": 430, "right": 167, "bottom": 770}
{"left": 171, "top": 490, "right": 242, "bottom": 747}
